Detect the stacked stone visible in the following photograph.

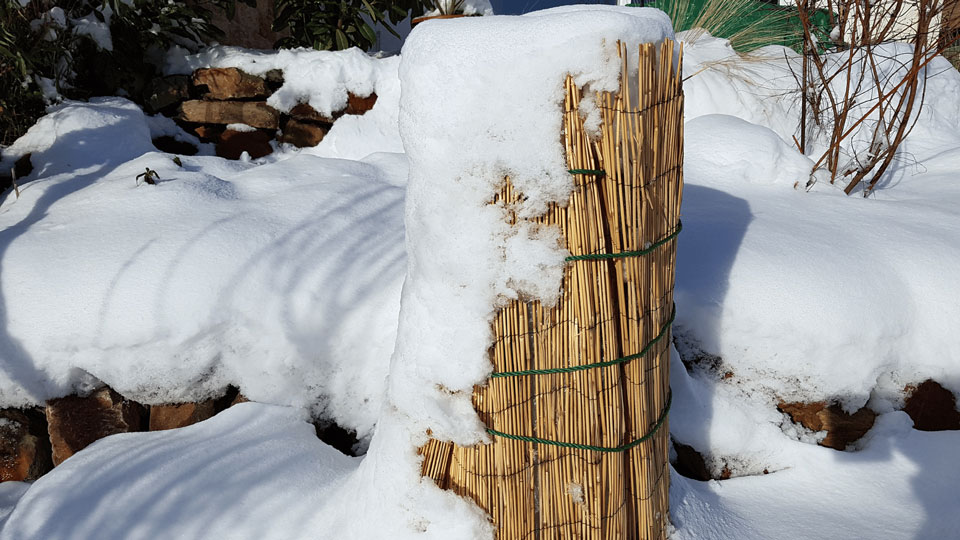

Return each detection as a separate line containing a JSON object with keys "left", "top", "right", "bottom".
{"left": 144, "top": 67, "right": 377, "bottom": 160}
{"left": 0, "top": 386, "right": 244, "bottom": 483}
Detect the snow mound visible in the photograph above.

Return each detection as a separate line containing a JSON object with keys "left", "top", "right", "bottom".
{"left": 0, "top": 403, "right": 357, "bottom": 540}
{"left": 685, "top": 114, "right": 813, "bottom": 187}
{"left": 1, "top": 98, "right": 153, "bottom": 180}
{"left": 681, "top": 33, "right": 800, "bottom": 142}
{"left": 0, "top": 100, "right": 406, "bottom": 441}
{"left": 676, "top": 115, "right": 960, "bottom": 411}
{"left": 670, "top": 410, "right": 960, "bottom": 539}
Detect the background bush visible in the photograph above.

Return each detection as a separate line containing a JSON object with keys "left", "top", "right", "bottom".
{"left": 273, "top": 0, "right": 428, "bottom": 51}
{"left": 1, "top": 0, "right": 248, "bottom": 146}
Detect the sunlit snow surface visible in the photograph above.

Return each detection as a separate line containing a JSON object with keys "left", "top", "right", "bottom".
{"left": 1, "top": 13, "right": 960, "bottom": 540}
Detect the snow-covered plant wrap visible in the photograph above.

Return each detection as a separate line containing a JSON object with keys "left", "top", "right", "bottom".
{"left": 392, "top": 4, "right": 674, "bottom": 448}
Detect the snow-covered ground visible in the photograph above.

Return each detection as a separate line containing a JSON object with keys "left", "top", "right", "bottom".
{"left": 1, "top": 8, "right": 959, "bottom": 540}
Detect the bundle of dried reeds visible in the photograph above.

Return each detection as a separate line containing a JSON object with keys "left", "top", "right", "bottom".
{"left": 420, "top": 39, "right": 684, "bottom": 540}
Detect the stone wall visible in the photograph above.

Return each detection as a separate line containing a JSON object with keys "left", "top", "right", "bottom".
{"left": 0, "top": 384, "right": 360, "bottom": 483}
{"left": 146, "top": 66, "right": 377, "bottom": 159}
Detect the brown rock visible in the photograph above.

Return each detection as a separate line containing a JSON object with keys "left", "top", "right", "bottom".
{"left": 0, "top": 409, "right": 52, "bottom": 482}
{"left": 779, "top": 400, "right": 877, "bottom": 450}
{"left": 230, "top": 393, "right": 250, "bottom": 407}
{"left": 192, "top": 124, "right": 224, "bottom": 143}
{"left": 904, "top": 379, "right": 960, "bottom": 431}
{"left": 149, "top": 401, "right": 216, "bottom": 431}
{"left": 193, "top": 68, "right": 270, "bottom": 101}
{"left": 345, "top": 92, "right": 377, "bottom": 115}
{"left": 280, "top": 119, "right": 328, "bottom": 148}
{"left": 217, "top": 129, "right": 274, "bottom": 160}
{"left": 289, "top": 103, "right": 336, "bottom": 123}
{"left": 46, "top": 387, "right": 145, "bottom": 466}
{"left": 178, "top": 100, "right": 279, "bottom": 129}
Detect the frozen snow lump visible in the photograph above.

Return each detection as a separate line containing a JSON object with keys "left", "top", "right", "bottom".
{"left": 685, "top": 114, "right": 813, "bottom": 187}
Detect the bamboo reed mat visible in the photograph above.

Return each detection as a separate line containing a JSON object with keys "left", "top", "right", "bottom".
{"left": 421, "top": 39, "right": 684, "bottom": 540}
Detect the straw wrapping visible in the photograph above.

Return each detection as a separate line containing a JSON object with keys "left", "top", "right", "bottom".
{"left": 419, "top": 39, "right": 683, "bottom": 539}
{"left": 489, "top": 303, "right": 676, "bottom": 378}
{"left": 565, "top": 220, "right": 682, "bottom": 261}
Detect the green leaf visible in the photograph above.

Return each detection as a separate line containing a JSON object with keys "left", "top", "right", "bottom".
{"left": 389, "top": 5, "right": 408, "bottom": 21}
{"left": 334, "top": 28, "right": 349, "bottom": 50}
{"left": 361, "top": 0, "right": 380, "bottom": 21}
{"left": 359, "top": 22, "right": 377, "bottom": 45}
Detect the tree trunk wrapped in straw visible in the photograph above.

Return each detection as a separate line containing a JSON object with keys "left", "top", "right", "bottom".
{"left": 420, "top": 39, "right": 683, "bottom": 540}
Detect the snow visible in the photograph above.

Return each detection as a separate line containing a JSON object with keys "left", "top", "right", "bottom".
{"left": 145, "top": 114, "right": 212, "bottom": 155}
{"left": 71, "top": 7, "right": 113, "bottom": 52}
{"left": 671, "top": 411, "right": 960, "bottom": 540}
{"left": 165, "top": 46, "right": 389, "bottom": 117}
{"left": 684, "top": 114, "right": 813, "bottom": 187}
{"left": 162, "top": 46, "right": 405, "bottom": 160}
{"left": 0, "top": 403, "right": 358, "bottom": 540}
{"left": 1, "top": 9, "right": 960, "bottom": 540}
{"left": 0, "top": 98, "right": 406, "bottom": 441}
{"left": 225, "top": 123, "right": 257, "bottom": 132}
{"left": 675, "top": 59, "right": 960, "bottom": 412}
{"left": 0, "top": 483, "right": 27, "bottom": 531}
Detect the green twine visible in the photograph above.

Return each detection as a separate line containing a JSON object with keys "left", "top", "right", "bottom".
{"left": 566, "top": 221, "right": 682, "bottom": 262}
{"left": 486, "top": 391, "right": 672, "bottom": 453}
{"left": 564, "top": 167, "right": 682, "bottom": 262}
{"left": 568, "top": 168, "right": 607, "bottom": 176}
{"left": 483, "top": 166, "right": 677, "bottom": 452}
{"left": 490, "top": 304, "right": 675, "bottom": 379}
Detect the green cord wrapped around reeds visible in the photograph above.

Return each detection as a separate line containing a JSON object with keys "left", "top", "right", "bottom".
{"left": 421, "top": 39, "right": 684, "bottom": 540}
